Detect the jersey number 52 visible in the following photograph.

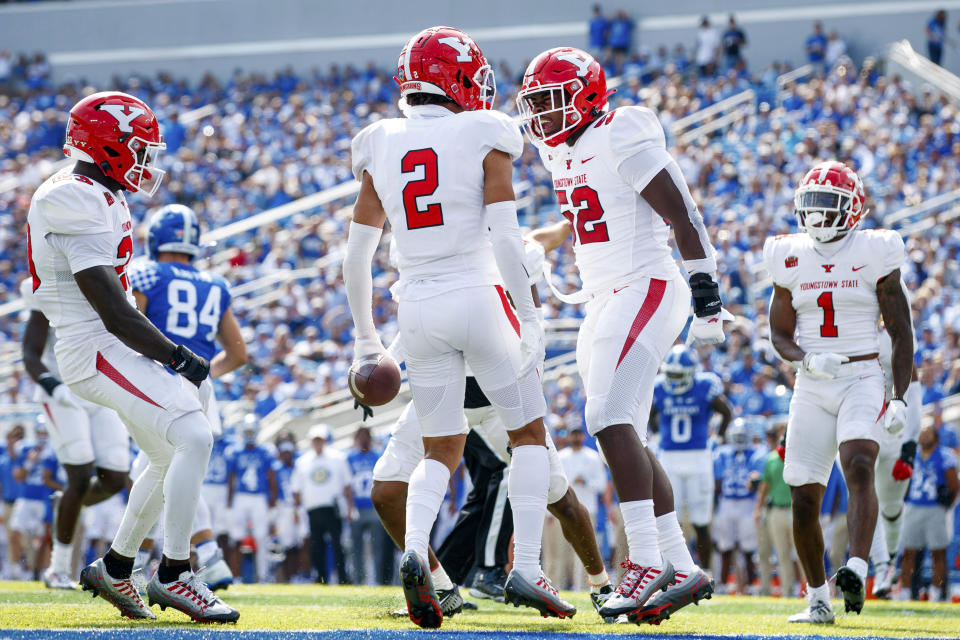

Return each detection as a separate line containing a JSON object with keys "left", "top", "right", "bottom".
{"left": 556, "top": 186, "right": 609, "bottom": 245}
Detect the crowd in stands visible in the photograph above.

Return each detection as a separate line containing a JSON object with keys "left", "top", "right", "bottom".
{"left": 0, "top": 16, "right": 959, "bottom": 596}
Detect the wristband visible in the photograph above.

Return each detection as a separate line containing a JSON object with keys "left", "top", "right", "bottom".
{"left": 37, "top": 373, "right": 61, "bottom": 397}
{"left": 689, "top": 272, "right": 722, "bottom": 318}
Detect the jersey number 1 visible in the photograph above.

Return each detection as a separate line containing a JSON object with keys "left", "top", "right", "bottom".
{"left": 401, "top": 148, "right": 444, "bottom": 230}
{"left": 817, "top": 291, "right": 838, "bottom": 338}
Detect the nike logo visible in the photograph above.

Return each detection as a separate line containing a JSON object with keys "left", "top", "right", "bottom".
{"left": 852, "top": 265, "right": 867, "bottom": 271}
{"left": 613, "top": 286, "right": 628, "bottom": 294}
{"left": 582, "top": 156, "right": 596, "bottom": 164}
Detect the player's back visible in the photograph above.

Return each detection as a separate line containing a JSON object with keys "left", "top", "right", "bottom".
{"left": 129, "top": 260, "right": 231, "bottom": 361}
{"left": 351, "top": 107, "right": 523, "bottom": 300}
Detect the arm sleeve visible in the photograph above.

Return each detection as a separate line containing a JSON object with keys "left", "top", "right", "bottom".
{"left": 342, "top": 221, "right": 384, "bottom": 344}
{"left": 478, "top": 110, "right": 524, "bottom": 162}
{"left": 45, "top": 232, "right": 117, "bottom": 274}
{"left": 486, "top": 201, "right": 538, "bottom": 323}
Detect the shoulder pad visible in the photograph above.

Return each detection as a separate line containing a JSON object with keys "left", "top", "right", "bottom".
{"left": 36, "top": 178, "right": 114, "bottom": 235}
{"left": 608, "top": 106, "right": 666, "bottom": 165}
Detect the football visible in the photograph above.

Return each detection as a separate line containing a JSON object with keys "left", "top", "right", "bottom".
{"left": 348, "top": 353, "right": 401, "bottom": 406}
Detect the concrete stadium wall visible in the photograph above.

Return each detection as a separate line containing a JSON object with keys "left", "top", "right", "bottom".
{"left": 3, "top": 0, "right": 960, "bottom": 84}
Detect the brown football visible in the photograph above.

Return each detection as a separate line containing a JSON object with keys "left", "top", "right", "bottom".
{"left": 348, "top": 354, "right": 401, "bottom": 406}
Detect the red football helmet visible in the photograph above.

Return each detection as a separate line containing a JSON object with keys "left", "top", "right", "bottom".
{"left": 794, "top": 161, "right": 867, "bottom": 242}
{"left": 516, "top": 47, "right": 611, "bottom": 147}
{"left": 395, "top": 26, "right": 495, "bottom": 111}
{"left": 63, "top": 91, "right": 166, "bottom": 196}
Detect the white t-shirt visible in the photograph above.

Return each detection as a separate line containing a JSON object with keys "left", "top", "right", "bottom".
{"left": 539, "top": 106, "right": 682, "bottom": 294}
{"left": 26, "top": 168, "right": 137, "bottom": 383}
{"left": 290, "top": 448, "right": 352, "bottom": 511}
{"left": 696, "top": 27, "right": 720, "bottom": 65}
{"left": 351, "top": 105, "right": 522, "bottom": 301}
{"left": 763, "top": 229, "right": 905, "bottom": 357}
{"left": 558, "top": 445, "right": 606, "bottom": 518}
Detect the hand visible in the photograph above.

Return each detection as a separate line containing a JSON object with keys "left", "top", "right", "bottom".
{"left": 936, "top": 485, "right": 955, "bottom": 508}
{"left": 354, "top": 399, "right": 373, "bottom": 422}
{"left": 689, "top": 308, "right": 735, "bottom": 346}
{"left": 522, "top": 240, "right": 546, "bottom": 286}
{"left": 50, "top": 383, "right": 81, "bottom": 410}
{"left": 883, "top": 398, "right": 907, "bottom": 435}
{"left": 800, "top": 352, "right": 849, "bottom": 380}
{"left": 169, "top": 344, "right": 210, "bottom": 383}
{"left": 353, "top": 337, "right": 385, "bottom": 362}
{"left": 518, "top": 319, "right": 545, "bottom": 380}
{"left": 892, "top": 440, "right": 916, "bottom": 481}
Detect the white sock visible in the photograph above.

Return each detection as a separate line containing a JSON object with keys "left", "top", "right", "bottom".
{"left": 620, "top": 500, "right": 661, "bottom": 567}
{"left": 808, "top": 582, "right": 831, "bottom": 604}
{"left": 589, "top": 569, "right": 610, "bottom": 591}
{"left": 431, "top": 563, "right": 454, "bottom": 591}
{"left": 51, "top": 540, "right": 72, "bottom": 575}
{"left": 195, "top": 539, "right": 218, "bottom": 567}
{"left": 656, "top": 512, "right": 695, "bottom": 572}
{"left": 846, "top": 556, "right": 869, "bottom": 582}
{"left": 405, "top": 458, "right": 450, "bottom": 561}
{"left": 508, "top": 445, "right": 549, "bottom": 581}
{"left": 929, "top": 585, "right": 942, "bottom": 602}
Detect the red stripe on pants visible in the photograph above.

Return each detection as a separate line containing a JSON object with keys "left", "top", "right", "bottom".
{"left": 95, "top": 352, "right": 163, "bottom": 408}
{"left": 615, "top": 279, "right": 667, "bottom": 369}
{"left": 495, "top": 285, "right": 521, "bottom": 337}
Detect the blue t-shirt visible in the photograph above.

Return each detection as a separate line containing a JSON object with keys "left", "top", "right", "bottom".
{"left": 806, "top": 33, "right": 827, "bottom": 63}
{"left": 908, "top": 446, "right": 957, "bottom": 506}
{"left": 228, "top": 445, "right": 274, "bottom": 496}
{"left": 714, "top": 445, "right": 764, "bottom": 499}
{"left": 204, "top": 437, "right": 232, "bottom": 486}
{"left": 346, "top": 447, "right": 379, "bottom": 511}
{"left": 928, "top": 18, "right": 945, "bottom": 45}
{"left": 0, "top": 444, "right": 22, "bottom": 502}
{"left": 272, "top": 458, "right": 296, "bottom": 503}
{"left": 129, "top": 261, "right": 232, "bottom": 361}
{"left": 653, "top": 372, "right": 722, "bottom": 451}
{"left": 15, "top": 444, "right": 56, "bottom": 501}
{"left": 589, "top": 16, "right": 608, "bottom": 49}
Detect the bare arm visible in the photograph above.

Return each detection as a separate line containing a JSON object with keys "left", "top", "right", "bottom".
{"left": 945, "top": 466, "right": 959, "bottom": 500}
{"left": 482, "top": 149, "right": 515, "bottom": 205}
{"left": 877, "top": 269, "right": 914, "bottom": 399}
{"left": 74, "top": 266, "right": 178, "bottom": 364}
{"left": 132, "top": 290, "right": 148, "bottom": 313}
{"left": 640, "top": 168, "right": 708, "bottom": 261}
{"left": 227, "top": 472, "right": 235, "bottom": 508}
{"left": 21, "top": 310, "right": 51, "bottom": 383}
{"left": 711, "top": 394, "right": 733, "bottom": 439}
{"left": 267, "top": 467, "right": 277, "bottom": 509}
{"left": 526, "top": 219, "right": 572, "bottom": 254}
{"left": 42, "top": 467, "right": 63, "bottom": 492}
{"left": 768, "top": 285, "right": 804, "bottom": 363}
{"left": 211, "top": 308, "right": 247, "bottom": 378}
{"left": 353, "top": 171, "right": 387, "bottom": 228}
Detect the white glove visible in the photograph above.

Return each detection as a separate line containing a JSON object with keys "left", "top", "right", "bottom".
{"left": 883, "top": 398, "right": 908, "bottom": 435}
{"left": 518, "top": 319, "right": 545, "bottom": 381}
{"left": 800, "top": 352, "right": 849, "bottom": 380}
{"left": 50, "top": 383, "right": 81, "bottom": 410}
{"left": 689, "top": 308, "right": 735, "bottom": 346}
{"left": 522, "top": 240, "right": 546, "bottom": 286}
{"left": 353, "top": 337, "right": 385, "bottom": 362}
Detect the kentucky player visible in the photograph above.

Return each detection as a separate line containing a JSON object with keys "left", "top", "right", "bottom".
{"left": 226, "top": 415, "right": 276, "bottom": 583}
{"left": 651, "top": 345, "right": 732, "bottom": 571}
{"left": 128, "top": 204, "right": 248, "bottom": 590}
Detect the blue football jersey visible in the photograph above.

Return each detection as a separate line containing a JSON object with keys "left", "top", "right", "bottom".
{"left": 653, "top": 372, "right": 722, "bottom": 451}
{"left": 272, "top": 458, "right": 296, "bottom": 503}
{"left": 228, "top": 445, "right": 273, "bottom": 496}
{"left": 129, "top": 261, "right": 231, "bottom": 361}
{"left": 346, "top": 448, "right": 379, "bottom": 511}
{"left": 204, "top": 437, "right": 232, "bottom": 486}
{"left": 714, "top": 445, "right": 763, "bottom": 499}
{"left": 15, "top": 444, "right": 56, "bottom": 501}
{"left": 908, "top": 446, "right": 957, "bottom": 506}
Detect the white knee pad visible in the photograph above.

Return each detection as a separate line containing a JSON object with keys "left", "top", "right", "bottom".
{"left": 545, "top": 432, "right": 569, "bottom": 504}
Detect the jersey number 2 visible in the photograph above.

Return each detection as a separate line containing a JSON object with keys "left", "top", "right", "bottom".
{"left": 401, "top": 148, "right": 443, "bottom": 230}
{"left": 115, "top": 236, "right": 133, "bottom": 291}
{"left": 817, "top": 291, "right": 838, "bottom": 338}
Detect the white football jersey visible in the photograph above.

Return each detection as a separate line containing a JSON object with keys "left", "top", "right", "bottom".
{"left": 19, "top": 278, "right": 60, "bottom": 378}
{"left": 763, "top": 229, "right": 905, "bottom": 357}
{"left": 26, "top": 168, "right": 136, "bottom": 383}
{"left": 539, "top": 106, "right": 681, "bottom": 294}
{"left": 351, "top": 105, "right": 523, "bottom": 301}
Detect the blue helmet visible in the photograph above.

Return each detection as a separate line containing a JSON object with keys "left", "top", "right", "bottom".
{"left": 661, "top": 345, "right": 696, "bottom": 395}
{"left": 147, "top": 204, "right": 201, "bottom": 260}
{"left": 727, "top": 418, "right": 749, "bottom": 451}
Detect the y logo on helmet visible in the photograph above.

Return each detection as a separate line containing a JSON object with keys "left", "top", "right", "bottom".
{"left": 438, "top": 37, "right": 472, "bottom": 62}
{"left": 557, "top": 53, "right": 591, "bottom": 78}
{"left": 99, "top": 104, "right": 147, "bottom": 133}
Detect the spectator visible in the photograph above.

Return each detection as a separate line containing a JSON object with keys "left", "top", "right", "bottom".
{"left": 824, "top": 30, "right": 847, "bottom": 67}
{"left": 345, "top": 426, "right": 393, "bottom": 585}
{"left": 0, "top": 424, "right": 25, "bottom": 580}
{"left": 722, "top": 15, "right": 747, "bottom": 70}
{"left": 607, "top": 10, "right": 634, "bottom": 56}
{"left": 0, "top": 50, "right": 11, "bottom": 89}
{"left": 755, "top": 421, "right": 797, "bottom": 598}
{"left": 292, "top": 424, "right": 353, "bottom": 584}
{"left": 805, "top": 21, "right": 827, "bottom": 66}
{"left": 695, "top": 16, "right": 721, "bottom": 77}
{"left": 926, "top": 9, "right": 948, "bottom": 65}
{"left": 588, "top": 5, "right": 609, "bottom": 55}
{"left": 9, "top": 422, "right": 57, "bottom": 580}
{"left": 898, "top": 426, "right": 958, "bottom": 601}
{"left": 226, "top": 417, "right": 277, "bottom": 582}
{"left": 272, "top": 434, "right": 308, "bottom": 582}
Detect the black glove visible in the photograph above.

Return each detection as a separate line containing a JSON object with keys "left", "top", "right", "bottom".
{"left": 168, "top": 344, "right": 210, "bottom": 383}
{"left": 689, "top": 272, "right": 722, "bottom": 318}
{"left": 937, "top": 485, "right": 955, "bottom": 508}
{"left": 36, "top": 372, "right": 62, "bottom": 396}
{"left": 354, "top": 399, "right": 373, "bottom": 422}
{"left": 899, "top": 440, "right": 917, "bottom": 465}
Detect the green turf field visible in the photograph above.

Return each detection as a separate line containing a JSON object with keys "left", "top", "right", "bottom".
{"left": 0, "top": 582, "right": 958, "bottom": 637}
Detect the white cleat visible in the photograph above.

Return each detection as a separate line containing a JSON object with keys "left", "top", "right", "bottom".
{"left": 872, "top": 562, "right": 896, "bottom": 599}
{"left": 196, "top": 549, "right": 234, "bottom": 591}
{"left": 787, "top": 599, "right": 835, "bottom": 624}
{"left": 42, "top": 568, "right": 77, "bottom": 590}
{"left": 598, "top": 559, "right": 674, "bottom": 619}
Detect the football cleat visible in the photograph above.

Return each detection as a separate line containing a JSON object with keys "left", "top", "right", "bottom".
{"left": 598, "top": 558, "right": 674, "bottom": 619}
{"left": 631, "top": 567, "right": 714, "bottom": 625}
{"left": 197, "top": 548, "right": 234, "bottom": 591}
{"left": 834, "top": 566, "right": 865, "bottom": 614}
{"left": 147, "top": 569, "right": 239, "bottom": 623}
{"left": 787, "top": 599, "right": 835, "bottom": 624}
{"left": 399, "top": 550, "right": 443, "bottom": 629}
{"left": 79, "top": 558, "right": 155, "bottom": 620}
{"left": 469, "top": 566, "right": 507, "bottom": 602}
{"left": 43, "top": 568, "right": 77, "bottom": 590}
{"left": 130, "top": 568, "right": 148, "bottom": 596}
{"left": 590, "top": 584, "right": 616, "bottom": 622}
{"left": 872, "top": 562, "right": 896, "bottom": 600}
{"left": 438, "top": 585, "right": 464, "bottom": 618}
{"left": 503, "top": 570, "right": 576, "bottom": 619}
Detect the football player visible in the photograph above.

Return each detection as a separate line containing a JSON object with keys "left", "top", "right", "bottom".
{"left": 519, "top": 47, "right": 726, "bottom": 623}
{"left": 763, "top": 161, "right": 914, "bottom": 623}
{"left": 344, "top": 26, "right": 572, "bottom": 627}
{"left": 651, "top": 344, "right": 732, "bottom": 570}
{"left": 21, "top": 278, "right": 130, "bottom": 589}
{"left": 128, "top": 203, "right": 249, "bottom": 591}
{"left": 26, "top": 92, "right": 237, "bottom": 622}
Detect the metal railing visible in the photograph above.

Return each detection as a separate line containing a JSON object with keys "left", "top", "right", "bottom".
{"left": 886, "top": 39, "right": 960, "bottom": 103}
{"left": 669, "top": 89, "right": 756, "bottom": 145}
{"left": 884, "top": 187, "right": 960, "bottom": 230}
